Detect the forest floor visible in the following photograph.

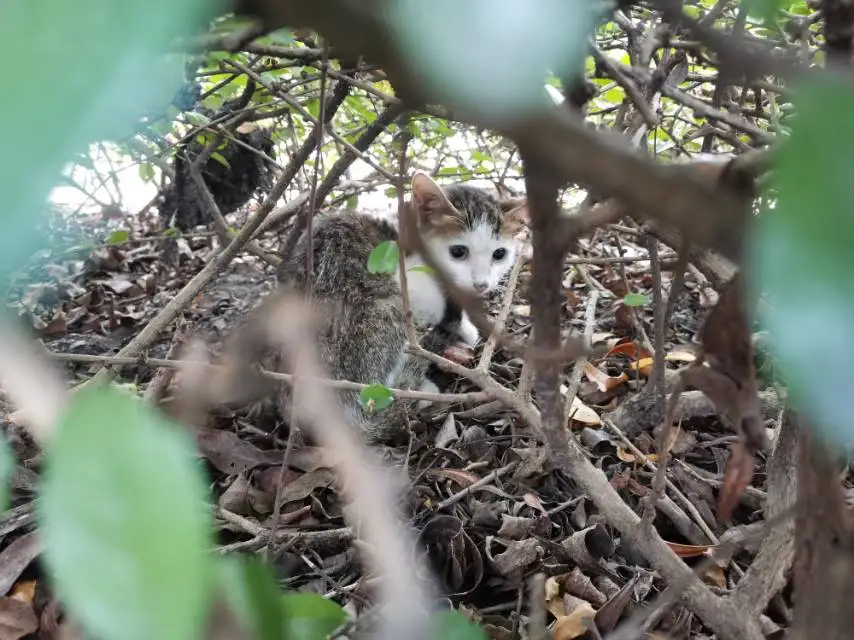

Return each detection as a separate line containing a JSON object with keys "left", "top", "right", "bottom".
{"left": 0, "top": 200, "right": 792, "bottom": 639}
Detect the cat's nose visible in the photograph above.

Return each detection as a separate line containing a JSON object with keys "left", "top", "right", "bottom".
{"left": 474, "top": 282, "right": 488, "bottom": 294}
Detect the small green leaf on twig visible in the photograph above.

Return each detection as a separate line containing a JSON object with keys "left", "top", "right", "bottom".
{"left": 359, "top": 384, "right": 394, "bottom": 413}
{"left": 622, "top": 293, "right": 649, "bottom": 307}
{"left": 408, "top": 264, "right": 435, "bottom": 275}
{"left": 106, "top": 230, "right": 129, "bottom": 245}
{"left": 367, "top": 240, "right": 400, "bottom": 274}
{"left": 210, "top": 152, "right": 230, "bottom": 168}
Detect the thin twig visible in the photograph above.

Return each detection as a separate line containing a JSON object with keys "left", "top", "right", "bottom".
{"left": 51, "top": 352, "right": 490, "bottom": 405}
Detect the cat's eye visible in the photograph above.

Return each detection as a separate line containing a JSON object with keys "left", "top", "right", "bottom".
{"left": 492, "top": 248, "right": 507, "bottom": 261}
{"left": 449, "top": 245, "right": 468, "bottom": 259}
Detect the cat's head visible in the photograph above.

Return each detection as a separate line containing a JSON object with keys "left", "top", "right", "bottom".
{"left": 409, "top": 171, "right": 528, "bottom": 297}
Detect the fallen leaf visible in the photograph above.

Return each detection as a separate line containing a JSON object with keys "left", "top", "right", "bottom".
{"left": 562, "top": 390, "right": 601, "bottom": 426}
{"left": 665, "top": 350, "right": 697, "bottom": 363}
{"left": 663, "top": 541, "right": 714, "bottom": 557}
{"left": 629, "top": 357, "right": 654, "bottom": 377}
{"left": 0, "top": 596, "right": 38, "bottom": 640}
{"left": 522, "top": 492, "right": 548, "bottom": 515}
{"left": 194, "top": 427, "right": 282, "bottom": 475}
{"left": 616, "top": 447, "right": 659, "bottom": 464}
{"left": 426, "top": 468, "right": 480, "bottom": 488}
{"left": 101, "top": 277, "right": 135, "bottom": 295}
{"left": 254, "top": 467, "right": 335, "bottom": 504}
{"left": 583, "top": 362, "right": 628, "bottom": 392}
{"left": 594, "top": 575, "right": 639, "bottom": 632}
{"left": 553, "top": 597, "right": 597, "bottom": 640}
{"left": 605, "top": 341, "right": 652, "bottom": 360}
{"left": 493, "top": 539, "right": 543, "bottom": 579}
{"left": 703, "top": 564, "right": 727, "bottom": 588}
{"left": 434, "top": 413, "right": 459, "bottom": 449}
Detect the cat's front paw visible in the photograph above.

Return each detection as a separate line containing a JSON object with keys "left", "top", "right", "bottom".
{"left": 458, "top": 314, "right": 480, "bottom": 349}
{"left": 416, "top": 378, "right": 440, "bottom": 410}
{"left": 442, "top": 343, "right": 475, "bottom": 365}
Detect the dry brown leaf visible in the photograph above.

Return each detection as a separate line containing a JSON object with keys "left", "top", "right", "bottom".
{"left": 194, "top": 427, "right": 282, "bottom": 475}
{"left": 583, "top": 362, "right": 628, "bottom": 392}
{"left": 426, "top": 468, "right": 480, "bottom": 488}
{"left": 523, "top": 492, "right": 548, "bottom": 515}
{"left": 616, "top": 447, "right": 659, "bottom": 464}
{"left": 703, "top": 564, "right": 727, "bottom": 588}
{"left": 665, "top": 350, "right": 697, "bottom": 363}
{"left": 561, "top": 386, "right": 601, "bottom": 425}
{"left": 553, "top": 598, "right": 597, "bottom": 640}
{"left": 663, "top": 541, "right": 715, "bottom": 557}
{"left": 605, "top": 340, "right": 652, "bottom": 360}
{"left": 629, "top": 357, "right": 654, "bottom": 377}
{"left": 255, "top": 467, "right": 335, "bottom": 504}
{"left": 544, "top": 576, "right": 562, "bottom": 607}
{"left": 493, "top": 539, "right": 543, "bottom": 578}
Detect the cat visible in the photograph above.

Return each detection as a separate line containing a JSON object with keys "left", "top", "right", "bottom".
{"left": 274, "top": 171, "right": 527, "bottom": 442}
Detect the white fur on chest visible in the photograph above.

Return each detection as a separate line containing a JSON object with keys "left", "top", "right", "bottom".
{"left": 397, "top": 256, "right": 447, "bottom": 326}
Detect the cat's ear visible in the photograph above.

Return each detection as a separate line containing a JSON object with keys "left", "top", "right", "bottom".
{"left": 500, "top": 200, "right": 529, "bottom": 236}
{"left": 410, "top": 171, "right": 456, "bottom": 219}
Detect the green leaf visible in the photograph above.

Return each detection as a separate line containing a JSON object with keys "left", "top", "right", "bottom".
{"left": 407, "top": 264, "right": 436, "bottom": 275}
{"left": 750, "top": 77, "right": 854, "bottom": 445}
{"left": 138, "top": 162, "right": 155, "bottom": 183}
{"left": 39, "top": 387, "right": 214, "bottom": 640}
{"left": 682, "top": 4, "right": 702, "bottom": 18}
{"left": 367, "top": 240, "right": 400, "bottom": 274}
{"left": 0, "top": 437, "right": 15, "bottom": 512}
{"left": 431, "top": 611, "right": 488, "bottom": 640}
{"left": 211, "top": 152, "right": 231, "bottom": 168}
{"left": 384, "top": 187, "right": 398, "bottom": 198}
{"left": 219, "top": 555, "right": 282, "bottom": 640}
{"left": 437, "top": 166, "right": 460, "bottom": 176}
{"left": 266, "top": 28, "right": 294, "bottom": 45}
{"left": 744, "top": 0, "right": 786, "bottom": 23}
{"left": 622, "top": 293, "right": 649, "bottom": 307}
{"left": 470, "top": 150, "right": 490, "bottom": 163}
{"left": 358, "top": 383, "right": 394, "bottom": 413}
{"left": 603, "top": 86, "right": 626, "bottom": 104}
{"left": 345, "top": 194, "right": 359, "bottom": 210}
{"left": 281, "top": 592, "right": 347, "bottom": 640}
{"left": 107, "top": 230, "right": 130, "bottom": 245}
{"left": 184, "top": 112, "right": 210, "bottom": 126}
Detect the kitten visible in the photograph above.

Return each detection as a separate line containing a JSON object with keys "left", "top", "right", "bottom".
{"left": 274, "top": 172, "right": 527, "bottom": 442}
